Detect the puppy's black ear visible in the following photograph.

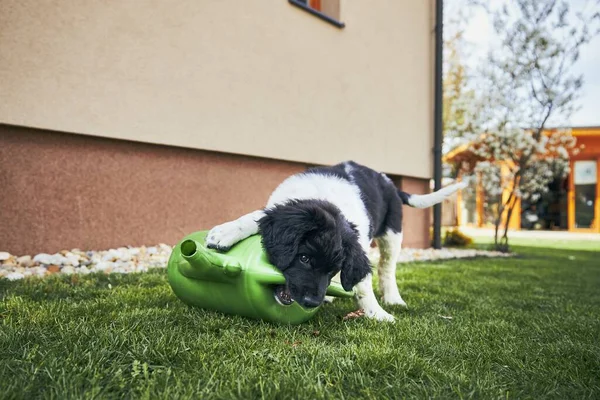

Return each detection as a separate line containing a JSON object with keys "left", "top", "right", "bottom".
{"left": 340, "top": 227, "right": 372, "bottom": 291}
{"left": 258, "top": 203, "right": 318, "bottom": 270}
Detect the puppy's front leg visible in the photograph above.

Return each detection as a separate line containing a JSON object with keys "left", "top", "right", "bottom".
{"left": 355, "top": 274, "right": 395, "bottom": 322}
{"left": 206, "top": 210, "right": 265, "bottom": 251}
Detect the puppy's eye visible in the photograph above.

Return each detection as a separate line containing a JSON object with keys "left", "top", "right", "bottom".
{"left": 299, "top": 254, "right": 310, "bottom": 264}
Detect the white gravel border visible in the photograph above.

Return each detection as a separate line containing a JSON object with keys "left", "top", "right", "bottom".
{"left": 0, "top": 245, "right": 172, "bottom": 281}
{"left": 0, "top": 245, "right": 512, "bottom": 281}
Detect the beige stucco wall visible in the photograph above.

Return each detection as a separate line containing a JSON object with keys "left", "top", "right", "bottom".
{"left": 0, "top": 0, "right": 434, "bottom": 178}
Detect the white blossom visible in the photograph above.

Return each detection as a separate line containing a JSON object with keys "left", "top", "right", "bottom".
{"left": 467, "top": 129, "right": 575, "bottom": 210}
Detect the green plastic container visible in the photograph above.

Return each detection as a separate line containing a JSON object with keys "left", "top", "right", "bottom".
{"left": 167, "top": 231, "right": 354, "bottom": 324}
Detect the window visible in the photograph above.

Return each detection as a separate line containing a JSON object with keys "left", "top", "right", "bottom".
{"left": 288, "top": 0, "right": 344, "bottom": 28}
{"left": 573, "top": 160, "right": 597, "bottom": 229}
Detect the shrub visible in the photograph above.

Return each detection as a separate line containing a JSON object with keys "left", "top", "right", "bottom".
{"left": 443, "top": 228, "right": 473, "bottom": 247}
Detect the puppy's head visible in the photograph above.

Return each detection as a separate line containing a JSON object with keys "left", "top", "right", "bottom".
{"left": 258, "top": 199, "right": 372, "bottom": 308}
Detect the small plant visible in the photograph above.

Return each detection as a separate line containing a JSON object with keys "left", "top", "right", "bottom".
{"left": 443, "top": 228, "right": 473, "bottom": 247}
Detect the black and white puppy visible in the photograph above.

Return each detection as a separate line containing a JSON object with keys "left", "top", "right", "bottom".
{"left": 206, "top": 161, "right": 466, "bottom": 321}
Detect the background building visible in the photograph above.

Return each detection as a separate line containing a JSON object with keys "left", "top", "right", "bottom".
{"left": 0, "top": 0, "right": 437, "bottom": 254}
{"left": 446, "top": 127, "right": 600, "bottom": 233}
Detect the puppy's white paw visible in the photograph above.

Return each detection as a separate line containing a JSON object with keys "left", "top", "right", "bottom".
{"left": 323, "top": 295, "right": 336, "bottom": 304}
{"left": 382, "top": 293, "right": 408, "bottom": 308}
{"left": 206, "top": 222, "right": 244, "bottom": 251}
{"left": 364, "top": 306, "right": 395, "bottom": 322}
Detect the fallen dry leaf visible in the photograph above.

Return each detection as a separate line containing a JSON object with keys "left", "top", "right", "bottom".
{"left": 343, "top": 309, "right": 365, "bottom": 320}
{"left": 312, "top": 330, "right": 320, "bottom": 337}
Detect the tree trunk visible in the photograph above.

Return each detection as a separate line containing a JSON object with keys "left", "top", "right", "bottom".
{"left": 500, "top": 195, "right": 519, "bottom": 252}
{"left": 493, "top": 187, "right": 517, "bottom": 252}
{"left": 493, "top": 210, "right": 502, "bottom": 247}
{"left": 493, "top": 194, "right": 504, "bottom": 248}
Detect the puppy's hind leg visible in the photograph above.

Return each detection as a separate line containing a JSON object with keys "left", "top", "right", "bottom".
{"left": 206, "top": 210, "right": 265, "bottom": 251}
{"left": 376, "top": 230, "right": 407, "bottom": 307}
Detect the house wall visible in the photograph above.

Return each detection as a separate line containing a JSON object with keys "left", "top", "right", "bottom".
{"left": 399, "top": 178, "right": 431, "bottom": 248}
{"left": 0, "top": 125, "right": 431, "bottom": 255}
{"left": 0, "top": 0, "right": 434, "bottom": 179}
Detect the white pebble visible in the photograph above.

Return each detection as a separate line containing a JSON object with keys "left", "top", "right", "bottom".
{"left": 102, "top": 250, "right": 118, "bottom": 261}
{"left": 33, "top": 253, "right": 67, "bottom": 265}
{"left": 136, "top": 265, "right": 148, "bottom": 273}
{"left": 33, "top": 253, "right": 52, "bottom": 264}
{"left": 77, "top": 266, "right": 91, "bottom": 274}
{"left": 64, "top": 252, "right": 81, "bottom": 266}
{"left": 159, "top": 243, "right": 172, "bottom": 252}
{"left": 93, "top": 261, "right": 113, "bottom": 272}
{"left": 61, "top": 266, "right": 75, "bottom": 275}
{"left": 17, "top": 255, "right": 34, "bottom": 267}
{"left": 6, "top": 272, "right": 25, "bottom": 281}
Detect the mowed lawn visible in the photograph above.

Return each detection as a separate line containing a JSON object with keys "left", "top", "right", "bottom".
{"left": 1, "top": 239, "right": 599, "bottom": 399}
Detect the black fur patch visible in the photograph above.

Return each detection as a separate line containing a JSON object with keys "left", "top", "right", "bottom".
{"left": 306, "top": 161, "right": 403, "bottom": 238}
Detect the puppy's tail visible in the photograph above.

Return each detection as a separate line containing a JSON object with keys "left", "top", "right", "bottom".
{"left": 398, "top": 181, "right": 467, "bottom": 209}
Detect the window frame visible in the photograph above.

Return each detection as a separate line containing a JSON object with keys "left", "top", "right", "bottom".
{"left": 288, "top": 0, "right": 345, "bottom": 29}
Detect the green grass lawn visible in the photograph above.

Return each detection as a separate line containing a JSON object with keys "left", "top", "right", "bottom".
{"left": 1, "top": 239, "right": 599, "bottom": 399}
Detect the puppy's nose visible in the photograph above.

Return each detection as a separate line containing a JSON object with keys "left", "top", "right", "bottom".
{"left": 301, "top": 295, "right": 322, "bottom": 308}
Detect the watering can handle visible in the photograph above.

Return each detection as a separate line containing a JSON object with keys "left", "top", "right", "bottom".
{"left": 253, "top": 266, "right": 354, "bottom": 298}
{"left": 325, "top": 283, "right": 355, "bottom": 298}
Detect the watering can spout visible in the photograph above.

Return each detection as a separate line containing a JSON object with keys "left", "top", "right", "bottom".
{"left": 180, "top": 239, "right": 242, "bottom": 276}
{"left": 181, "top": 239, "right": 217, "bottom": 266}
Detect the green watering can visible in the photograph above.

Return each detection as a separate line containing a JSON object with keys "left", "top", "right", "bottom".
{"left": 167, "top": 231, "right": 355, "bottom": 324}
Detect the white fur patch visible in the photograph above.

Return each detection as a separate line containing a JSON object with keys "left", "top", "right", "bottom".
{"left": 407, "top": 181, "right": 467, "bottom": 209}
{"left": 206, "top": 210, "right": 265, "bottom": 250}
{"left": 267, "top": 173, "right": 371, "bottom": 249}
{"left": 354, "top": 274, "right": 395, "bottom": 322}
{"left": 376, "top": 230, "right": 407, "bottom": 307}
